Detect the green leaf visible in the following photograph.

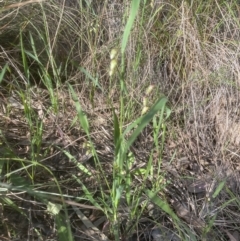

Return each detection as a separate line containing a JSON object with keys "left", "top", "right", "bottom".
{"left": 0, "top": 64, "right": 8, "bottom": 84}
{"left": 20, "top": 31, "right": 29, "bottom": 81}
{"left": 68, "top": 84, "right": 90, "bottom": 135}
{"left": 145, "top": 189, "right": 179, "bottom": 222}
{"left": 115, "top": 185, "right": 124, "bottom": 207}
{"left": 113, "top": 110, "right": 121, "bottom": 149}
{"left": 58, "top": 147, "right": 92, "bottom": 176}
{"left": 0, "top": 197, "right": 27, "bottom": 216}
{"left": 55, "top": 212, "right": 74, "bottom": 241}
{"left": 10, "top": 174, "right": 31, "bottom": 188}
{"left": 121, "top": 0, "right": 141, "bottom": 54}
{"left": 212, "top": 180, "right": 226, "bottom": 199}
{"left": 125, "top": 96, "right": 168, "bottom": 150}
{"left": 72, "top": 175, "right": 102, "bottom": 210}
{"left": 80, "top": 67, "right": 102, "bottom": 89}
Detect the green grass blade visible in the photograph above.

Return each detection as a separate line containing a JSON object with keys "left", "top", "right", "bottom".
{"left": 80, "top": 66, "right": 102, "bottom": 90}
{"left": 0, "top": 64, "right": 8, "bottom": 84}
{"left": 113, "top": 110, "right": 121, "bottom": 153}
{"left": 125, "top": 96, "right": 168, "bottom": 150}
{"left": 72, "top": 174, "right": 103, "bottom": 210}
{"left": 121, "top": 0, "right": 141, "bottom": 54}
{"left": 0, "top": 197, "right": 27, "bottom": 217}
{"left": 68, "top": 84, "right": 90, "bottom": 135}
{"left": 20, "top": 31, "right": 29, "bottom": 81}
{"left": 29, "top": 31, "right": 40, "bottom": 63}
{"left": 212, "top": 180, "right": 226, "bottom": 199}
{"left": 145, "top": 188, "right": 179, "bottom": 222}
{"left": 55, "top": 212, "right": 74, "bottom": 241}
{"left": 57, "top": 147, "right": 92, "bottom": 176}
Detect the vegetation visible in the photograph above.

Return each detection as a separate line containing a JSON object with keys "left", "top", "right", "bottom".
{"left": 1, "top": 0, "right": 240, "bottom": 240}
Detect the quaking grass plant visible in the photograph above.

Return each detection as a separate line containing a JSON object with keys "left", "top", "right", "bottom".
{"left": 67, "top": 2, "right": 172, "bottom": 240}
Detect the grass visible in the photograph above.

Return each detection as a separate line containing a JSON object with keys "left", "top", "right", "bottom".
{"left": 1, "top": 0, "right": 240, "bottom": 240}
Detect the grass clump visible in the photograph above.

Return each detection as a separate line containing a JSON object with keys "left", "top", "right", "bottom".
{"left": 1, "top": 0, "right": 240, "bottom": 240}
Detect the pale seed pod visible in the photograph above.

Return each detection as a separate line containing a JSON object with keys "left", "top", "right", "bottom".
{"left": 110, "top": 49, "right": 118, "bottom": 60}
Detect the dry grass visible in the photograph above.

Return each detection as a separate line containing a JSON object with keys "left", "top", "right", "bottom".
{"left": 1, "top": 0, "right": 240, "bottom": 240}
